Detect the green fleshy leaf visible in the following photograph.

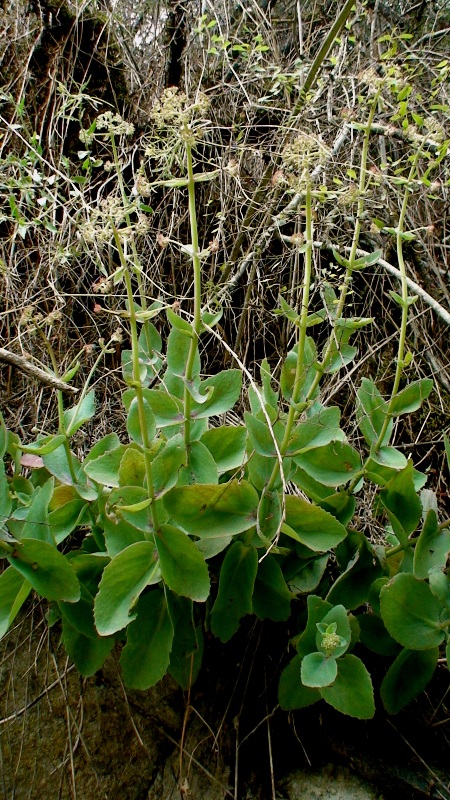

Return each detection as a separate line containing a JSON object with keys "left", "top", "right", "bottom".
{"left": 164, "top": 480, "right": 259, "bottom": 539}
{"left": 62, "top": 618, "right": 114, "bottom": 677}
{"left": 94, "top": 541, "right": 161, "bottom": 635}
{"left": 252, "top": 555, "right": 292, "bottom": 621}
{"left": 118, "top": 446, "right": 146, "bottom": 487}
{"left": 285, "top": 554, "right": 328, "bottom": 595}
{"left": 152, "top": 434, "right": 187, "bottom": 498}
{"left": 244, "top": 412, "right": 283, "bottom": 457}
{"left": 390, "top": 379, "right": 433, "bottom": 416}
{"left": 358, "top": 613, "right": 401, "bottom": 656}
{"left": 191, "top": 370, "right": 242, "bottom": 419}
{"left": 49, "top": 499, "right": 87, "bottom": 544}
{"left": 369, "top": 446, "right": 407, "bottom": 471}
{"left": 278, "top": 654, "right": 321, "bottom": 710}
{"left": 284, "top": 495, "right": 347, "bottom": 552}
{"left": 64, "top": 391, "right": 96, "bottom": 436}
{"left": 257, "top": 488, "right": 282, "bottom": 541}
{"left": 210, "top": 542, "right": 258, "bottom": 642}
{"left": 0, "top": 567, "right": 31, "bottom": 638}
{"left": 356, "top": 378, "right": 392, "bottom": 447}
{"left": 123, "top": 388, "right": 183, "bottom": 427}
{"left": 327, "top": 531, "right": 383, "bottom": 610}
{"left": 120, "top": 590, "right": 174, "bottom": 689}
{"left": 414, "top": 510, "right": 450, "bottom": 579}
{"left": 18, "top": 478, "right": 54, "bottom": 544}
{"left": 167, "top": 593, "right": 203, "bottom": 690}
{"left": 155, "top": 524, "right": 210, "bottom": 601}
{"left": 126, "top": 397, "right": 156, "bottom": 446}
{"left": 177, "top": 440, "right": 218, "bottom": 485}
{"left": 301, "top": 651, "right": 338, "bottom": 688}
{"left": 293, "top": 442, "right": 361, "bottom": 487}
{"left": 380, "top": 573, "right": 445, "bottom": 649}
{"left": 380, "top": 462, "right": 422, "bottom": 538}
{"left": 380, "top": 647, "right": 439, "bottom": 714}
{"left": 101, "top": 509, "right": 146, "bottom": 557}
{"left": 20, "top": 434, "right": 67, "bottom": 455}
{"left": 200, "top": 426, "right": 246, "bottom": 473}
{"left": 320, "top": 654, "right": 375, "bottom": 719}
{"left": 8, "top": 539, "right": 80, "bottom": 602}
{"left": 286, "top": 407, "right": 345, "bottom": 456}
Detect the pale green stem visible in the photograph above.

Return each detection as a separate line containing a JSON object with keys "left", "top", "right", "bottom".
{"left": 112, "top": 226, "right": 160, "bottom": 533}
{"left": 266, "top": 181, "right": 313, "bottom": 493}
{"left": 37, "top": 329, "right": 78, "bottom": 484}
{"left": 304, "top": 95, "right": 378, "bottom": 398}
{"left": 110, "top": 133, "right": 153, "bottom": 359}
{"left": 183, "top": 131, "right": 202, "bottom": 447}
{"left": 374, "top": 149, "right": 422, "bottom": 451}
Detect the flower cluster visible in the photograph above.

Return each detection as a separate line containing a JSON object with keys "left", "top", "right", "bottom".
{"left": 150, "top": 88, "right": 209, "bottom": 128}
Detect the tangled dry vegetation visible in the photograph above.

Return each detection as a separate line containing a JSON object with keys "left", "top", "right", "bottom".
{"left": 1, "top": 0, "right": 450, "bottom": 797}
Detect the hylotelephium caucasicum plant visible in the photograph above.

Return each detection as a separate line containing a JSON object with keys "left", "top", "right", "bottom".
{"left": 1, "top": 70, "right": 450, "bottom": 724}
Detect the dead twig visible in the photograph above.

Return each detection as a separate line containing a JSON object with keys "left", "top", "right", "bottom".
{"left": 0, "top": 348, "right": 79, "bottom": 395}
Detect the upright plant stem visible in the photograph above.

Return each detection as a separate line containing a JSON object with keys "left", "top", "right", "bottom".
{"left": 374, "top": 152, "right": 421, "bottom": 450}
{"left": 112, "top": 227, "right": 160, "bottom": 533}
{"left": 266, "top": 181, "right": 313, "bottom": 493}
{"left": 303, "top": 95, "right": 378, "bottom": 402}
{"left": 183, "top": 132, "right": 202, "bottom": 447}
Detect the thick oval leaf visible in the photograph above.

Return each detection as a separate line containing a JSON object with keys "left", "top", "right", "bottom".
{"left": 293, "top": 442, "right": 361, "bottom": 487}
{"left": 152, "top": 434, "right": 187, "bottom": 498}
{"left": 252, "top": 555, "right": 292, "bottom": 621}
{"left": 369, "top": 446, "right": 407, "bottom": 470}
{"left": 167, "top": 593, "right": 204, "bottom": 690}
{"left": 64, "top": 390, "right": 96, "bottom": 436}
{"left": 380, "top": 462, "right": 422, "bottom": 539}
{"left": 244, "top": 412, "right": 283, "bottom": 458}
{"left": 301, "top": 651, "right": 337, "bottom": 688}
{"left": 83, "top": 445, "right": 126, "bottom": 487}
{"left": 94, "top": 541, "right": 160, "bottom": 635}
{"left": 380, "top": 573, "right": 445, "bottom": 650}
{"left": 286, "top": 407, "right": 345, "bottom": 456}
{"left": 257, "top": 488, "right": 282, "bottom": 541}
{"left": 101, "top": 510, "right": 146, "bottom": 557}
{"left": 120, "top": 590, "right": 174, "bottom": 689}
{"left": 8, "top": 539, "right": 80, "bottom": 602}
{"left": 191, "top": 370, "right": 242, "bottom": 419}
{"left": 127, "top": 397, "right": 156, "bottom": 446}
{"left": 62, "top": 617, "right": 115, "bottom": 677}
{"left": 155, "top": 524, "right": 210, "bottom": 601}
{"left": 20, "top": 478, "right": 54, "bottom": 543}
{"left": 278, "top": 654, "right": 321, "bottom": 710}
{"left": 210, "top": 542, "right": 258, "bottom": 642}
{"left": 200, "top": 426, "right": 246, "bottom": 474}
{"left": 320, "top": 654, "right": 375, "bottom": 719}
{"left": 390, "top": 379, "right": 433, "bottom": 416}
{"left": 380, "top": 647, "right": 439, "bottom": 714}
{"left": 285, "top": 554, "right": 328, "bottom": 595}
{"left": 123, "top": 388, "right": 183, "bottom": 427}
{"left": 164, "top": 480, "right": 259, "bottom": 539}
{"left": 358, "top": 613, "right": 401, "bottom": 657}
{"left": 178, "top": 440, "right": 218, "bottom": 485}
{"left": 0, "top": 567, "right": 31, "bottom": 638}
{"left": 414, "top": 509, "right": 450, "bottom": 580}
{"left": 326, "top": 531, "right": 383, "bottom": 609}
{"left": 284, "top": 495, "right": 347, "bottom": 552}
{"left": 118, "top": 446, "right": 146, "bottom": 488}
{"left": 356, "top": 378, "right": 392, "bottom": 447}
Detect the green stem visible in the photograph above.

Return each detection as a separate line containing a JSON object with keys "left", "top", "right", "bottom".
{"left": 110, "top": 133, "right": 154, "bottom": 361}
{"left": 266, "top": 181, "right": 313, "bottom": 493}
{"left": 112, "top": 226, "right": 160, "bottom": 533}
{"left": 304, "top": 95, "right": 378, "bottom": 399}
{"left": 374, "top": 150, "right": 422, "bottom": 451}
{"left": 37, "top": 329, "right": 78, "bottom": 484}
{"left": 183, "top": 132, "right": 202, "bottom": 447}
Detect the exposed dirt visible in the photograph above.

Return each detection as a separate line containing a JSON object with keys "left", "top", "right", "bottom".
{"left": 1, "top": 609, "right": 449, "bottom": 800}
